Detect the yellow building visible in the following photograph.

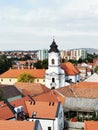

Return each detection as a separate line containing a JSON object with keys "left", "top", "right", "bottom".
{"left": 0, "top": 68, "right": 46, "bottom": 85}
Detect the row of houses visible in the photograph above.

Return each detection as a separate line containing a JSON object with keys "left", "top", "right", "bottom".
{"left": 1, "top": 81, "right": 98, "bottom": 129}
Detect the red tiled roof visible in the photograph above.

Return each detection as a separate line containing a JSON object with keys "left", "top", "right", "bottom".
{"left": 0, "top": 69, "right": 46, "bottom": 78}
{"left": 0, "top": 96, "right": 32, "bottom": 120}
{"left": 56, "top": 86, "right": 75, "bottom": 97}
{"left": 0, "top": 102, "right": 14, "bottom": 120}
{"left": 0, "top": 120, "right": 35, "bottom": 130}
{"left": 15, "top": 82, "right": 50, "bottom": 97}
{"left": 33, "top": 90, "right": 65, "bottom": 105}
{"left": 25, "top": 101, "right": 58, "bottom": 119}
{"left": 57, "top": 82, "right": 98, "bottom": 98}
{"left": 61, "top": 62, "right": 80, "bottom": 75}
{"left": 84, "top": 121, "right": 98, "bottom": 130}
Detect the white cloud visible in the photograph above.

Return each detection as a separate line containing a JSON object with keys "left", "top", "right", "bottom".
{"left": 0, "top": 0, "right": 98, "bottom": 50}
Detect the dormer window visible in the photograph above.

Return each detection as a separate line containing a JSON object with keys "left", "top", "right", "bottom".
{"left": 51, "top": 59, "right": 55, "bottom": 64}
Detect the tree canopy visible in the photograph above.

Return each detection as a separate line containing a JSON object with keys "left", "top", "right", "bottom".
{"left": 33, "top": 59, "right": 48, "bottom": 69}
{"left": 0, "top": 55, "right": 12, "bottom": 74}
{"left": 18, "top": 73, "right": 34, "bottom": 83}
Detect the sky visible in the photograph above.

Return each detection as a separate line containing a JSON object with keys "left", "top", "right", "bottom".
{"left": 0, "top": 0, "right": 98, "bottom": 51}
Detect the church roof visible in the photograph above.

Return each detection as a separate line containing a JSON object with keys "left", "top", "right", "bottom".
{"left": 48, "top": 39, "right": 59, "bottom": 53}
{"left": 61, "top": 62, "right": 80, "bottom": 75}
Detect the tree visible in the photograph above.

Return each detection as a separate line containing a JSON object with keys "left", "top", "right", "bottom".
{"left": 94, "top": 66, "right": 98, "bottom": 73}
{"left": 42, "top": 59, "right": 48, "bottom": 69}
{"left": 0, "top": 89, "right": 3, "bottom": 101}
{"left": 33, "top": 60, "right": 43, "bottom": 69}
{"left": 68, "top": 59, "right": 78, "bottom": 65}
{"left": 0, "top": 55, "right": 12, "bottom": 74}
{"left": 33, "top": 59, "right": 48, "bottom": 69}
{"left": 18, "top": 73, "right": 34, "bottom": 83}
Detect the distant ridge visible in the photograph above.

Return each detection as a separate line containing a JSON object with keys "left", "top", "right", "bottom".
{"left": 85, "top": 48, "right": 98, "bottom": 54}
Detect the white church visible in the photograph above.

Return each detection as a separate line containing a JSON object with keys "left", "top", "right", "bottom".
{"left": 45, "top": 39, "right": 80, "bottom": 89}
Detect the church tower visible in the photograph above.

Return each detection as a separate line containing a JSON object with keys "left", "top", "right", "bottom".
{"left": 45, "top": 39, "right": 65, "bottom": 89}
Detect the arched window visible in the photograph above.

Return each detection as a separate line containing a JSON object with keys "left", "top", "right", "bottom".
{"left": 51, "top": 59, "right": 55, "bottom": 64}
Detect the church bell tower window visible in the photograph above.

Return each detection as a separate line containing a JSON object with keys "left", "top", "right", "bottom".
{"left": 51, "top": 59, "right": 55, "bottom": 64}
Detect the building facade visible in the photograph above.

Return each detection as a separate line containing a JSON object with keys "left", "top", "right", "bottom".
{"left": 37, "top": 49, "right": 48, "bottom": 60}
{"left": 60, "top": 49, "right": 87, "bottom": 61}
{"left": 45, "top": 40, "right": 65, "bottom": 89}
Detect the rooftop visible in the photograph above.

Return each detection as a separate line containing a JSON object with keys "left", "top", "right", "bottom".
{"left": 84, "top": 121, "right": 98, "bottom": 130}
{"left": 61, "top": 62, "right": 80, "bottom": 75}
{"left": 0, "top": 69, "right": 46, "bottom": 78}
{"left": 57, "top": 82, "right": 98, "bottom": 98}
{"left": 0, "top": 120, "right": 36, "bottom": 130}
{"left": 15, "top": 82, "right": 50, "bottom": 97}
{"left": 25, "top": 100, "right": 59, "bottom": 119}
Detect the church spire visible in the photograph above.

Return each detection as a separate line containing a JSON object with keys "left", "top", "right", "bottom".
{"left": 48, "top": 39, "right": 59, "bottom": 53}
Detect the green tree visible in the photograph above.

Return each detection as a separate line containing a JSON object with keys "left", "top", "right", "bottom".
{"left": 0, "top": 89, "right": 3, "bottom": 101}
{"left": 33, "top": 60, "right": 43, "bottom": 69}
{"left": 78, "top": 58, "right": 83, "bottom": 64}
{"left": 42, "top": 59, "right": 48, "bottom": 69}
{"left": 0, "top": 55, "right": 12, "bottom": 74}
{"left": 94, "top": 66, "right": 98, "bottom": 73}
{"left": 68, "top": 59, "right": 78, "bottom": 65}
{"left": 33, "top": 59, "right": 48, "bottom": 69}
{"left": 18, "top": 73, "right": 34, "bottom": 82}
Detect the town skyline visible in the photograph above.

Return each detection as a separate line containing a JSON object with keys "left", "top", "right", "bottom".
{"left": 0, "top": 0, "right": 98, "bottom": 51}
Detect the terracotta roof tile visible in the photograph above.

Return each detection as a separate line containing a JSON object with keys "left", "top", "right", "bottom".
{"left": 56, "top": 86, "right": 75, "bottom": 97}
{"left": 15, "top": 82, "right": 50, "bottom": 96}
{"left": 61, "top": 62, "right": 80, "bottom": 75}
{"left": 0, "top": 69, "right": 46, "bottom": 78}
{"left": 25, "top": 101, "right": 58, "bottom": 119}
{"left": 0, "top": 102, "right": 14, "bottom": 120}
{"left": 84, "top": 121, "right": 98, "bottom": 130}
{"left": 33, "top": 90, "right": 65, "bottom": 105}
{"left": 71, "top": 82, "right": 98, "bottom": 98}
{"left": 57, "top": 82, "right": 98, "bottom": 98}
{"left": 0, "top": 120, "right": 35, "bottom": 130}
{"left": 0, "top": 96, "right": 32, "bottom": 120}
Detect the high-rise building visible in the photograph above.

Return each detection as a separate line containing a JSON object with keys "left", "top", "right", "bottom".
{"left": 37, "top": 49, "right": 48, "bottom": 60}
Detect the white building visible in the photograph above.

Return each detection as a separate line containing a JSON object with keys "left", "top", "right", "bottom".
{"left": 45, "top": 39, "right": 65, "bottom": 89}
{"left": 37, "top": 49, "right": 48, "bottom": 60}
{"left": 45, "top": 40, "right": 80, "bottom": 88}
{"left": 25, "top": 101, "right": 64, "bottom": 130}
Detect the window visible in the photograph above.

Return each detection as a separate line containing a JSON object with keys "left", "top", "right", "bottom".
{"left": 52, "top": 78, "right": 55, "bottom": 82}
{"left": 1, "top": 79, "right": 3, "bottom": 82}
{"left": 48, "top": 127, "right": 51, "bottom": 130}
{"left": 37, "top": 79, "right": 39, "bottom": 82}
{"left": 43, "top": 79, "right": 45, "bottom": 82}
{"left": 51, "top": 59, "right": 55, "bottom": 64}
{"left": 9, "top": 79, "right": 11, "bottom": 82}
